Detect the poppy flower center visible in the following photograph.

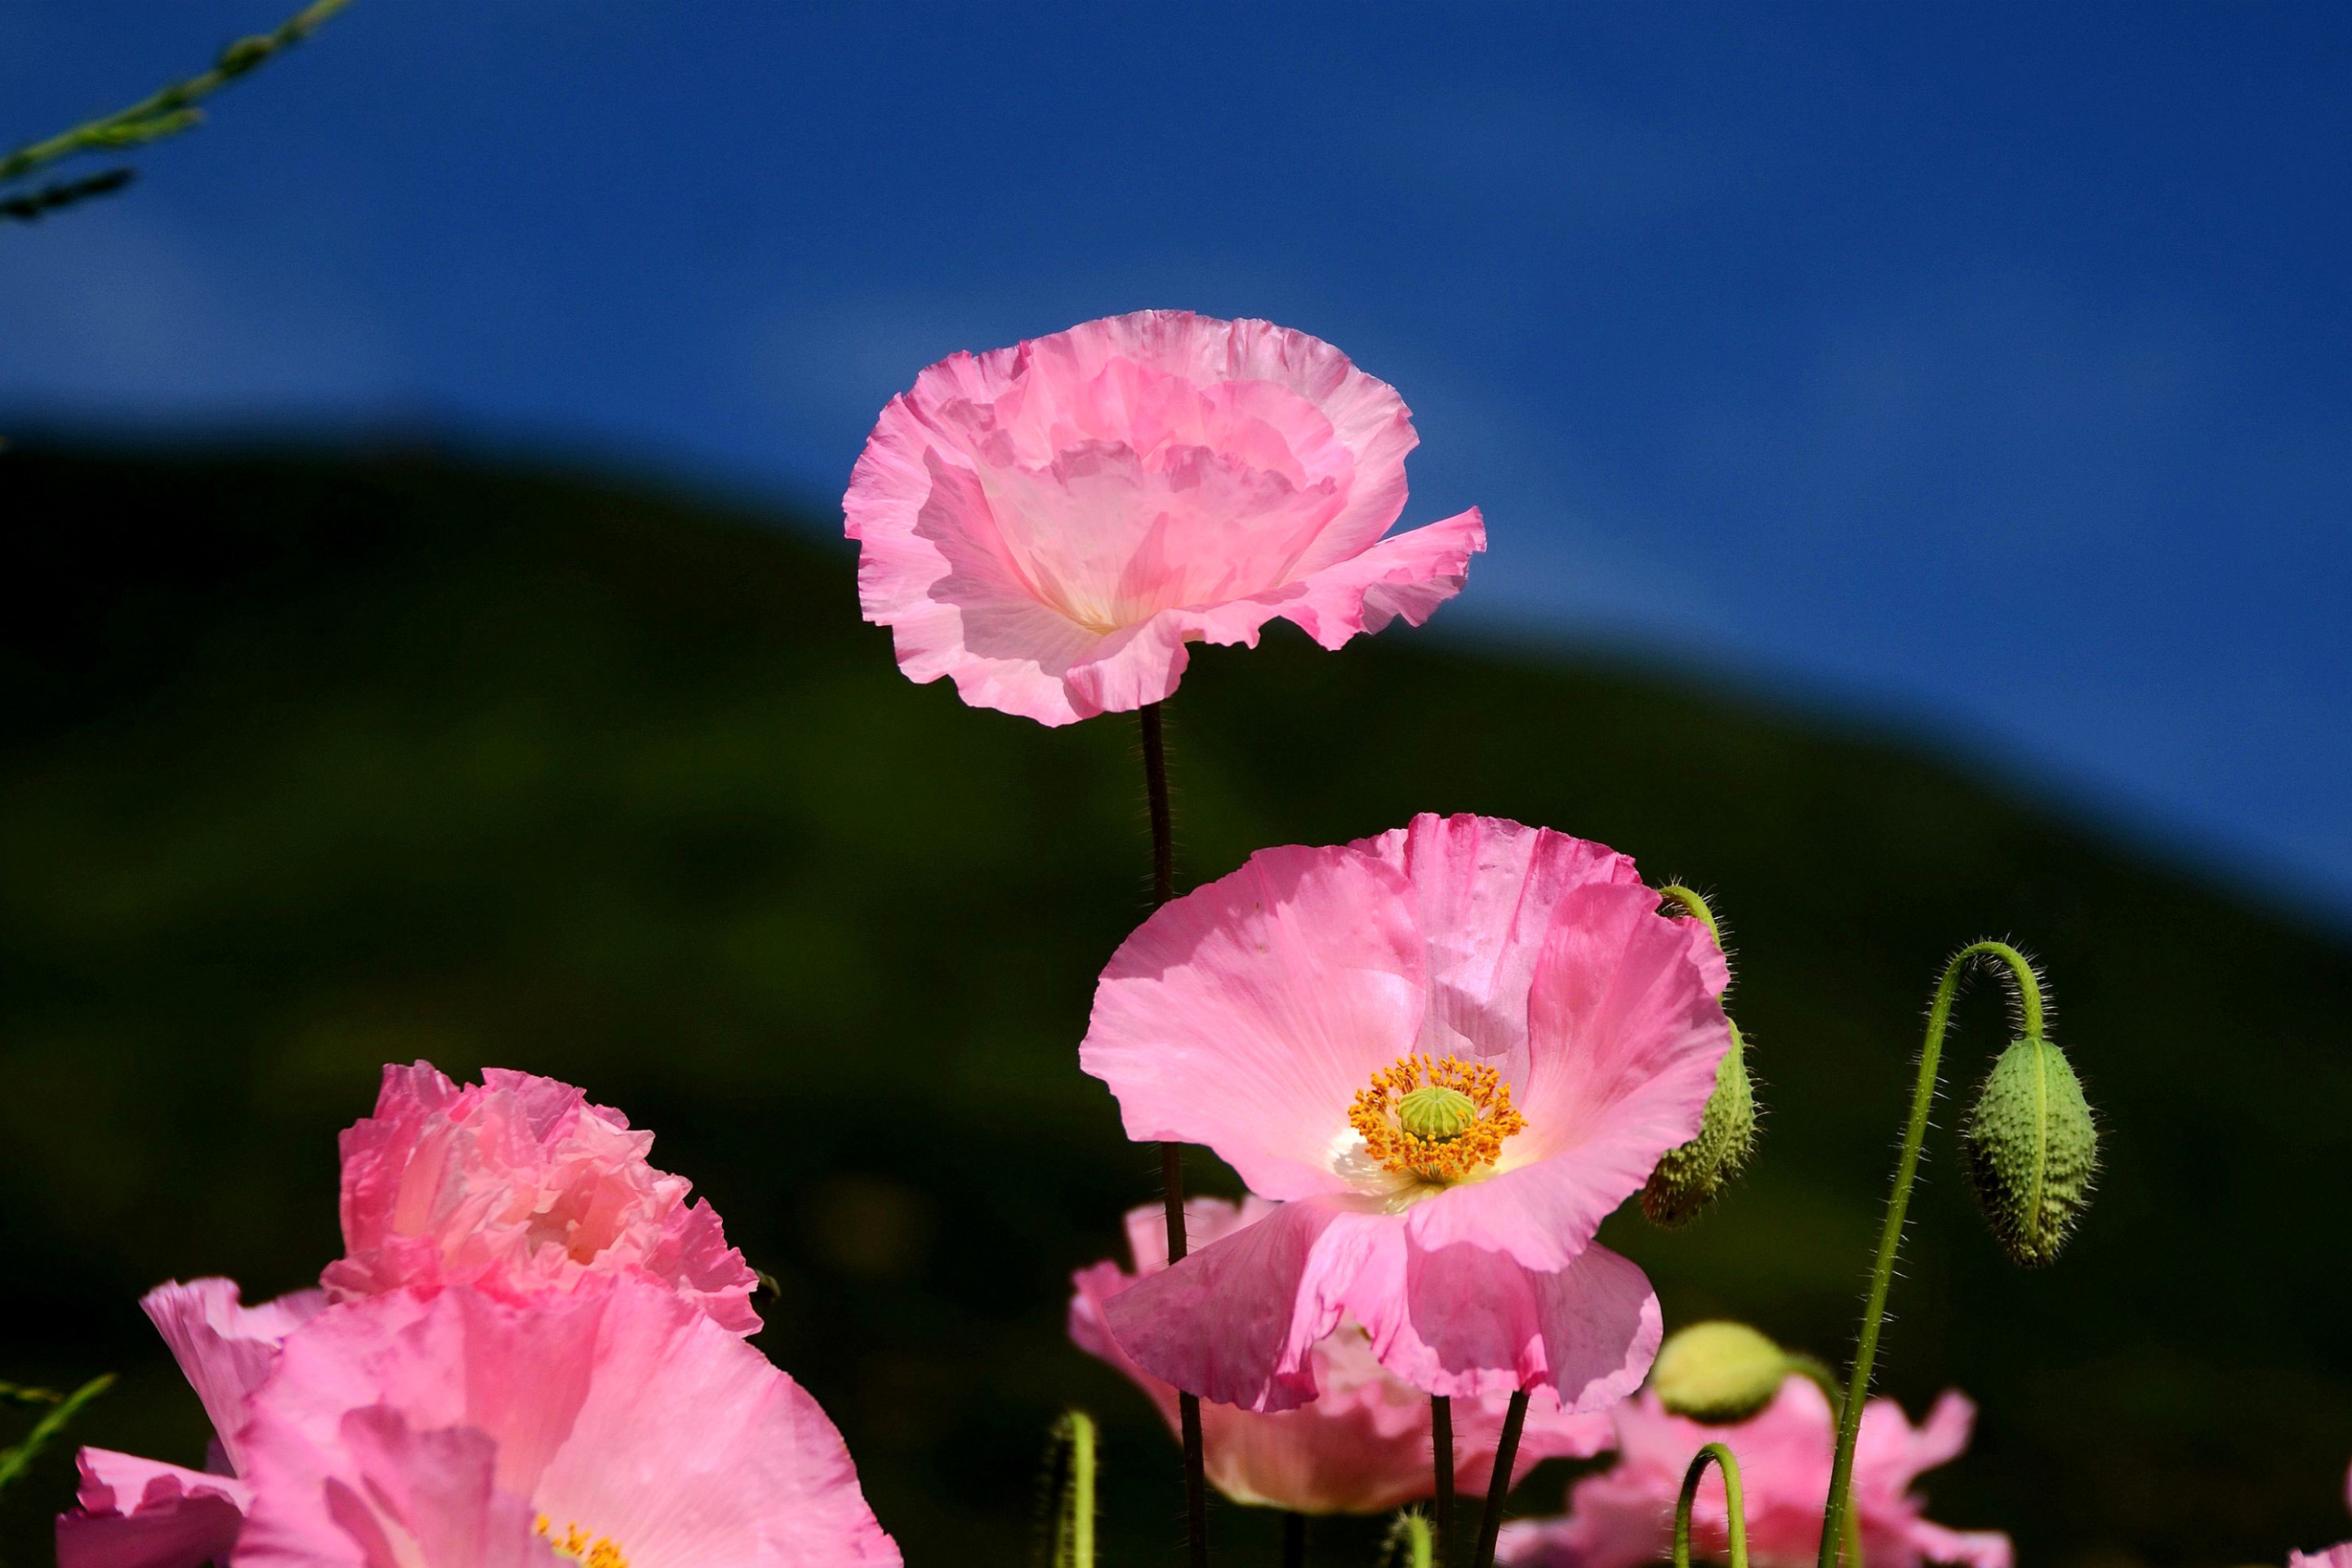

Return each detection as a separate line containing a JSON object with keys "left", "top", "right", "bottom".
{"left": 1348, "top": 1054, "right": 1526, "bottom": 1184}
{"left": 537, "top": 1516, "right": 629, "bottom": 1568}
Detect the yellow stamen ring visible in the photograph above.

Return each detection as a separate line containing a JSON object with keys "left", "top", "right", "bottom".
{"left": 537, "top": 1515, "right": 630, "bottom": 1568}
{"left": 1348, "top": 1054, "right": 1526, "bottom": 1184}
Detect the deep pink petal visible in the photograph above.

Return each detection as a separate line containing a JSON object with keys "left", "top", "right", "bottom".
{"left": 1080, "top": 845, "right": 1425, "bottom": 1200}
{"left": 59, "top": 1451, "right": 250, "bottom": 1568}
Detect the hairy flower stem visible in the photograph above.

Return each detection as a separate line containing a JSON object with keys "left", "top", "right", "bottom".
{"left": 1385, "top": 1514, "right": 1437, "bottom": 1568}
{"left": 1655, "top": 884, "right": 1722, "bottom": 945}
{"left": 1042, "top": 1412, "right": 1098, "bottom": 1568}
{"left": 1780, "top": 1360, "right": 1861, "bottom": 1567}
{"left": 1469, "top": 1391, "right": 1529, "bottom": 1568}
{"left": 1431, "top": 1395, "right": 1454, "bottom": 1565}
{"left": 1138, "top": 702, "right": 1206, "bottom": 1568}
{"left": 1814, "top": 941, "right": 2044, "bottom": 1568}
{"left": 1675, "top": 1444, "right": 1748, "bottom": 1568}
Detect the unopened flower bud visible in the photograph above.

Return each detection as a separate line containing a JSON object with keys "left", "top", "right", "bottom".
{"left": 1651, "top": 1321, "right": 1789, "bottom": 1424}
{"left": 1961, "top": 1034, "right": 2098, "bottom": 1267}
{"left": 1642, "top": 1025, "right": 1757, "bottom": 1227}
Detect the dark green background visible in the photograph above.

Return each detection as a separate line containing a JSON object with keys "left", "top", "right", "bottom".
{"left": 2, "top": 448, "right": 2346, "bottom": 1568}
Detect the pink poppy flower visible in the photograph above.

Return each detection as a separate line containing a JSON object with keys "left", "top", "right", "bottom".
{"left": 57, "top": 1279, "right": 323, "bottom": 1568}
{"left": 234, "top": 1280, "right": 899, "bottom": 1568}
{"left": 844, "top": 310, "right": 1486, "bottom": 725}
{"left": 1081, "top": 813, "right": 1731, "bottom": 1412}
{"left": 323, "top": 1063, "right": 760, "bottom": 1333}
{"left": 1073, "top": 1196, "right": 1613, "bottom": 1513}
{"left": 1495, "top": 1380, "right": 2011, "bottom": 1568}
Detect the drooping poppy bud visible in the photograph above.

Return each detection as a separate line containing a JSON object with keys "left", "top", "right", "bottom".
{"left": 1961, "top": 1034, "right": 2098, "bottom": 1267}
{"left": 1650, "top": 1321, "right": 1790, "bottom": 1424}
{"left": 1642, "top": 1021, "right": 1757, "bottom": 1227}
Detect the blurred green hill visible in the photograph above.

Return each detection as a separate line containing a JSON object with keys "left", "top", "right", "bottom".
{"left": 2, "top": 446, "right": 2347, "bottom": 1568}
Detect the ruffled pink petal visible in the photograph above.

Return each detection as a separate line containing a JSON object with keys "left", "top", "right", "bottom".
{"left": 1364, "top": 1237, "right": 1662, "bottom": 1406}
{"left": 141, "top": 1280, "right": 327, "bottom": 1472}
{"left": 648, "top": 1198, "right": 764, "bottom": 1335}
{"left": 1106, "top": 1197, "right": 1660, "bottom": 1409}
{"left": 1404, "top": 879, "right": 1731, "bottom": 1271}
{"left": 1022, "top": 313, "right": 1419, "bottom": 555}
{"left": 2293, "top": 1548, "right": 2352, "bottom": 1568}
{"left": 1250, "top": 508, "right": 1486, "bottom": 649}
{"left": 327, "top": 1062, "right": 760, "bottom": 1333}
{"left": 1048, "top": 506, "right": 1484, "bottom": 719}
{"left": 59, "top": 1451, "right": 251, "bottom": 1568}
{"left": 1101, "top": 1200, "right": 1382, "bottom": 1413}
{"left": 1074, "top": 1198, "right": 1609, "bottom": 1515}
{"left": 855, "top": 446, "right": 1114, "bottom": 725}
{"left": 241, "top": 1284, "right": 897, "bottom": 1568}
{"left": 1080, "top": 844, "right": 1426, "bottom": 1200}
{"left": 1356, "top": 814, "right": 1644, "bottom": 1064}
{"left": 844, "top": 311, "right": 1476, "bottom": 727}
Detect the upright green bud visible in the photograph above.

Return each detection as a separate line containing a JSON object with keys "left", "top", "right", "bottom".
{"left": 1650, "top": 1321, "right": 1789, "bottom": 1424}
{"left": 1961, "top": 1034, "right": 2098, "bottom": 1267}
{"left": 1642, "top": 1023, "right": 1757, "bottom": 1227}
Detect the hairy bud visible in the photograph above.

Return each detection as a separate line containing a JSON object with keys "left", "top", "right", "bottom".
{"left": 1961, "top": 1035, "right": 2098, "bottom": 1267}
{"left": 1642, "top": 1024, "right": 1757, "bottom": 1227}
{"left": 1651, "top": 1321, "right": 1789, "bottom": 1424}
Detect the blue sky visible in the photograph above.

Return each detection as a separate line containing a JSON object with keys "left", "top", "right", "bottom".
{"left": 4, "top": 2, "right": 2347, "bottom": 916}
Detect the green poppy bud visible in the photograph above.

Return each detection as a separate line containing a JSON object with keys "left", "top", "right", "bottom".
{"left": 1650, "top": 1321, "right": 1789, "bottom": 1424}
{"left": 1642, "top": 1024, "right": 1757, "bottom": 1227}
{"left": 1961, "top": 1034, "right": 2098, "bottom": 1267}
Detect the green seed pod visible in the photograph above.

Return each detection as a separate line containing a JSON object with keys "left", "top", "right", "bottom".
{"left": 1961, "top": 1035, "right": 2098, "bottom": 1267}
{"left": 1396, "top": 1083, "right": 1477, "bottom": 1142}
{"left": 1642, "top": 1024, "right": 1757, "bottom": 1227}
{"left": 1650, "top": 1321, "right": 1789, "bottom": 1424}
